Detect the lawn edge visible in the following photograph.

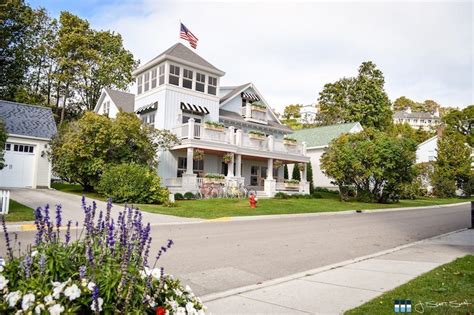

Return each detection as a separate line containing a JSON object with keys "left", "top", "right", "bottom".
{"left": 200, "top": 228, "right": 468, "bottom": 303}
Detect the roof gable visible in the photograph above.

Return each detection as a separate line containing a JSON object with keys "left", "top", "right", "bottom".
{"left": 291, "top": 122, "right": 362, "bottom": 148}
{"left": 104, "top": 88, "right": 135, "bottom": 112}
{"left": 0, "top": 100, "right": 57, "bottom": 139}
{"left": 134, "top": 43, "right": 224, "bottom": 76}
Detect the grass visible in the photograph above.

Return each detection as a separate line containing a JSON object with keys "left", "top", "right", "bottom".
{"left": 345, "top": 255, "right": 474, "bottom": 314}
{"left": 2, "top": 199, "right": 35, "bottom": 222}
{"left": 51, "top": 182, "right": 470, "bottom": 219}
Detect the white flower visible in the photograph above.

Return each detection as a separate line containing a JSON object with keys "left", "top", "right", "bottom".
{"left": 151, "top": 268, "right": 161, "bottom": 280}
{"left": 15, "top": 310, "right": 23, "bottom": 315}
{"left": 0, "top": 274, "right": 9, "bottom": 290}
{"left": 168, "top": 300, "right": 178, "bottom": 311}
{"left": 197, "top": 309, "right": 205, "bottom": 315}
{"left": 48, "top": 303, "right": 64, "bottom": 315}
{"left": 64, "top": 284, "right": 81, "bottom": 301}
{"left": 176, "top": 307, "right": 186, "bottom": 315}
{"left": 87, "top": 281, "right": 96, "bottom": 291}
{"left": 139, "top": 270, "right": 147, "bottom": 279}
{"left": 21, "top": 293, "right": 35, "bottom": 310}
{"left": 0, "top": 265, "right": 4, "bottom": 272}
{"left": 51, "top": 280, "right": 70, "bottom": 299}
{"left": 44, "top": 294, "right": 54, "bottom": 305}
{"left": 31, "top": 250, "right": 38, "bottom": 257}
{"left": 6, "top": 291, "right": 22, "bottom": 307}
{"left": 174, "top": 288, "right": 183, "bottom": 297}
{"left": 90, "top": 297, "right": 104, "bottom": 312}
{"left": 185, "top": 285, "right": 192, "bottom": 292}
{"left": 34, "top": 304, "right": 45, "bottom": 314}
{"left": 186, "top": 302, "right": 196, "bottom": 315}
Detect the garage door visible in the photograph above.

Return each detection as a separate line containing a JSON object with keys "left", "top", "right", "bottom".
{"left": 0, "top": 143, "right": 35, "bottom": 188}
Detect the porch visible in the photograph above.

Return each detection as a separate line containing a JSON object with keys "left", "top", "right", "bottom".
{"left": 163, "top": 149, "right": 310, "bottom": 197}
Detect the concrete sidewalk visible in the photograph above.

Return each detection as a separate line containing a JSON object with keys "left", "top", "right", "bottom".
{"left": 204, "top": 229, "right": 474, "bottom": 314}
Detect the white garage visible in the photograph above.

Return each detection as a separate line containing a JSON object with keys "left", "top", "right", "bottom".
{"left": 0, "top": 100, "right": 57, "bottom": 188}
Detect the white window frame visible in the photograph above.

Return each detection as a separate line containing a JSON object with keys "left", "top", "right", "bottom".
{"left": 169, "top": 64, "right": 180, "bottom": 86}
{"left": 159, "top": 64, "right": 165, "bottom": 85}
{"left": 183, "top": 69, "right": 193, "bottom": 89}
{"left": 137, "top": 75, "right": 143, "bottom": 95}
{"left": 151, "top": 68, "right": 157, "bottom": 89}
{"left": 196, "top": 72, "right": 205, "bottom": 93}
{"left": 144, "top": 71, "right": 150, "bottom": 92}
{"left": 208, "top": 76, "right": 217, "bottom": 95}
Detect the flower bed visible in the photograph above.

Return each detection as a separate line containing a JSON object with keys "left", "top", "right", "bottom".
{"left": 0, "top": 199, "right": 206, "bottom": 314}
{"left": 204, "top": 121, "right": 225, "bottom": 132}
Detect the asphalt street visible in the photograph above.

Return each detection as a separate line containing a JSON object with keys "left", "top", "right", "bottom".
{"left": 1, "top": 203, "right": 471, "bottom": 297}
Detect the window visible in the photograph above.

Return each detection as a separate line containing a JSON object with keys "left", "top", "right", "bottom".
{"left": 196, "top": 73, "right": 205, "bottom": 92}
{"left": 151, "top": 68, "right": 157, "bottom": 89}
{"left": 159, "top": 65, "right": 165, "bottom": 85}
{"left": 208, "top": 76, "right": 217, "bottom": 95}
{"left": 12, "top": 144, "right": 34, "bottom": 153}
{"left": 104, "top": 101, "right": 110, "bottom": 115}
{"left": 183, "top": 69, "right": 193, "bottom": 89}
{"left": 149, "top": 113, "right": 155, "bottom": 124}
{"left": 144, "top": 72, "right": 150, "bottom": 92}
{"left": 169, "top": 65, "right": 180, "bottom": 86}
{"left": 137, "top": 76, "right": 143, "bottom": 95}
{"left": 5, "top": 143, "right": 11, "bottom": 151}
{"left": 177, "top": 157, "right": 204, "bottom": 177}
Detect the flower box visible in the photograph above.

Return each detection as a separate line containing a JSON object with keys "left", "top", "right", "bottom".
{"left": 284, "top": 182, "right": 300, "bottom": 189}
{"left": 248, "top": 133, "right": 266, "bottom": 141}
{"left": 251, "top": 105, "right": 267, "bottom": 113}
{"left": 204, "top": 125, "right": 225, "bottom": 132}
{"left": 203, "top": 178, "right": 225, "bottom": 184}
{"left": 283, "top": 139, "right": 297, "bottom": 146}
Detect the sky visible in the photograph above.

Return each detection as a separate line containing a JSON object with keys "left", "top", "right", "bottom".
{"left": 29, "top": 0, "right": 473, "bottom": 112}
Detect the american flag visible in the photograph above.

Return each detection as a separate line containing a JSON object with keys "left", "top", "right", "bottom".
{"left": 180, "top": 23, "right": 198, "bottom": 49}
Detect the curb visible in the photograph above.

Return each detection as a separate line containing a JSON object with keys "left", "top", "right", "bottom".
{"left": 200, "top": 228, "right": 468, "bottom": 303}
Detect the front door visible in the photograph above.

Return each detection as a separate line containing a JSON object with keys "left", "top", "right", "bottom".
{"left": 250, "top": 166, "right": 267, "bottom": 188}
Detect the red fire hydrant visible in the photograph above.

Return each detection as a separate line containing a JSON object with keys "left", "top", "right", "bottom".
{"left": 249, "top": 193, "right": 257, "bottom": 208}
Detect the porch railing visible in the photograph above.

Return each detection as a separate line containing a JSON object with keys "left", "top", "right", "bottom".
{"left": 164, "top": 177, "right": 182, "bottom": 187}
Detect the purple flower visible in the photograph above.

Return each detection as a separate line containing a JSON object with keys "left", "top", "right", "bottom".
{"left": 79, "top": 265, "right": 86, "bottom": 279}
{"left": 92, "top": 284, "right": 100, "bottom": 311}
{"left": 21, "top": 254, "right": 32, "bottom": 278}
{"left": 1, "top": 215, "right": 13, "bottom": 260}
{"left": 39, "top": 254, "right": 46, "bottom": 273}
{"left": 65, "top": 220, "right": 72, "bottom": 244}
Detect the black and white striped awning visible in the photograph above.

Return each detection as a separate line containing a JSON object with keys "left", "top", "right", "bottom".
{"left": 241, "top": 92, "right": 260, "bottom": 102}
{"left": 135, "top": 101, "right": 158, "bottom": 114}
{"left": 180, "top": 102, "right": 210, "bottom": 115}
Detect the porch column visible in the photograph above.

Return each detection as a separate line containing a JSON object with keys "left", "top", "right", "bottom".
{"left": 229, "top": 126, "right": 235, "bottom": 145}
{"left": 235, "top": 154, "right": 242, "bottom": 177}
{"left": 227, "top": 154, "right": 235, "bottom": 177}
{"left": 267, "top": 158, "right": 273, "bottom": 180}
{"left": 188, "top": 118, "right": 195, "bottom": 139}
{"left": 302, "top": 163, "right": 307, "bottom": 182}
{"left": 267, "top": 135, "right": 274, "bottom": 152}
{"left": 186, "top": 147, "right": 194, "bottom": 175}
{"left": 235, "top": 129, "right": 243, "bottom": 147}
{"left": 245, "top": 103, "right": 252, "bottom": 119}
{"left": 302, "top": 141, "right": 307, "bottom": 156}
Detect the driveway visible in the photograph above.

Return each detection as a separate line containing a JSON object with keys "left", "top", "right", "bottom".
{"left": 9, "top": 188, "right": 199, "bottom": 226}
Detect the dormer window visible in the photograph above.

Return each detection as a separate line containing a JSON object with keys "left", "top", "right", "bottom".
{"left": 196, "top": 73, "right": 205, "bottom": 92}
{"left": 169, "top": 65, "right": 180, "bottom": 86}
{"left": 144, "top": 72, "right": 150, "bottom": 92}
{"left": 159, "top": 65, "right": 165, "bottom": 85}
{"left": 183, "top": 69, "right": 193, "bottom": 89}
{"left": 208, "top": 76, "right": 217, "bottom": 95}
{"left": 137, "top": 76, "right": 143, "bottom": 95}
{"left": 151, "top": 68, "right": 157, "bottom": 89}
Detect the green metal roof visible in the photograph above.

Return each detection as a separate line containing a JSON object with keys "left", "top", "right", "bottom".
{"left": 291, "top": 122, "right": 361, "bottom": 148}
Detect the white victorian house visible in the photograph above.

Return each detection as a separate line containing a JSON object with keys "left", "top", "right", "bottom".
{"left": 96, "top": 43, "right": 310, "bottom": 197}
{"left": 393, "top": 107, "right": 440, "bottom": 131}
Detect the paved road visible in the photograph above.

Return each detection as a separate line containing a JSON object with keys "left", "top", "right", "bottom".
{"left": 1, "top": 202, "right": 470, "bottom": 297}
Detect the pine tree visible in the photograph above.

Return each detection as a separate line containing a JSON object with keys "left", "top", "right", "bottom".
{"left": 284, "top": 164, "right": 289, "bottom": 179}
{"left": 307, "top": 162, "right": 314, "bottom": 193}
{"left": 292, "top": 164, "right": 301, "bottom": 181}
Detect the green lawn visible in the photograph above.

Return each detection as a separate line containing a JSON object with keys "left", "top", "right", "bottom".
{"left": 51, "top": 182, "right": 469, "bottom": 219}
{"left": 345, "top": 255, "right": 474, "bottom": 314}
{"left": 3, "top": 199, "right": 35, "bottom": 222}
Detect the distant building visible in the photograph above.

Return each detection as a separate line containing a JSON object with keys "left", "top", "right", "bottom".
{"left": 393, "top": 107, "right": 440, "bottom": 131}
{"left": 298, "top": 104, "right": 319, "bottom": 124}
{"left": 416, "top": 136, "right": 438, "bottom": 163}
{"left": 290, "top": 122, "right": 363, "bottom": 189}
{"left": 94, "top": 88, "right": 135, "bottom": 118}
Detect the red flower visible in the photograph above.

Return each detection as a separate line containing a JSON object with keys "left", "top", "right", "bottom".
{"left": 156, "top": 306, "right": 166, "bottom": 315}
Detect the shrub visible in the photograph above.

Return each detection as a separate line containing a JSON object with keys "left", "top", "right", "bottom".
{"left": 0, "top": 200, "right": 205, "bottom": 313}
{"left": 274, "top": 192, "right": 289, "bottom": 199}
{"left": 313, "top": 187, "right": 338, "bottom": 194}
{"left": 96, "top": 164, "right": 168, "bottom": 204}
{"left": 183, "top": 192, "right": 195, "bottom": 200}
{"left": 311, "top": 192, "right": 323, "bottom": 199}
{"left": 174, "top": 193, "right": 184, "bottom": 200}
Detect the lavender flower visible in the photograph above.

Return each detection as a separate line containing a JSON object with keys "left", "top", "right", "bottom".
{"left": 79, "top": 265, "right": 86, "bottom": 279}
{"left": 1, "top": 215, "right": 13, "bottom": 260}
{"left": 65, "top": 220, "right": 72, "bottom": 244}
{"left": 92, "top": 284, "right": 100, "bottom": 312}
{"left": 22, "top": 254, "right": 32, "bottom": 278}
{"left": 107, "top": 220, "right": 115, "bottom": 251}
{"left": 39, "top": 254, "right": 46, "bottom": 273}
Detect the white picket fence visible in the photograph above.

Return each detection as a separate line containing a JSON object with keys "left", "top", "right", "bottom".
{"left": 0, "top": 190, "right": 10, "bottom": 214}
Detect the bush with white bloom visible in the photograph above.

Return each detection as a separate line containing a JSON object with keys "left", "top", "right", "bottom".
{"left": 0, "top": 198, "right": 206, "bottom": 313}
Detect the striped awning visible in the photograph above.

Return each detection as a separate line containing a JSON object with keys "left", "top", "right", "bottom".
{"left": 135, "top": 101, "right": 158, "bottom": 114}
{"left": 180, "top": 102, "right": 210, "bottom": 115}
{"left": 241, "top": 92, "right": 260, "bottom": 101}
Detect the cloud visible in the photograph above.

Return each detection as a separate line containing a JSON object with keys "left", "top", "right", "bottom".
{"left": 83, "top": 0, "right": 473, "bottom": 110}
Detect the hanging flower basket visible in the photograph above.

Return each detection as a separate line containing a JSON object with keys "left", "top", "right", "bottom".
{"left": 193, "top": 149, "right": 204, "bottom": 161}
{"left": 273, "top": 160, "right": 283, "bottom": 169}
{"left": 222, "top": 153, "right": 233, "bottom": 164}
{"left": 298, "top": 163, "right": 305, "bottom": 171}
